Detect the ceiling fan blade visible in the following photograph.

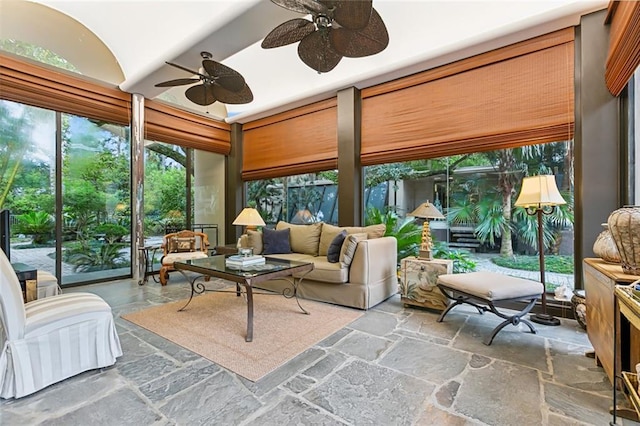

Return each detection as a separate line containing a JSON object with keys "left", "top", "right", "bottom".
{"left": 298, "top": 30, "right": 342, "bottom": 73}
{"left": 165, "top": 61, "right": 203, "bottom": 77}
{"left": 330, "top": 8, "right": 388, "bottom": 58}
{"left": 261, "top": 18, "right": 316, "bottom": 49}
{"left": 212, "top": 83, "right": 254, "bottom": 105}
{"left": 324, "top": 0, "right": 372, "bottom": 30}
{"left": 154, "top": 78, "right": 200, "bottom": 88}
{"left": 270, "top": 0, "right": 327, "bottom": 15}
{"left": 185, "top": 84, "right": 217, "bottom": 106}
{"left": 201, "top": 60, "right": 245, "bottom": 92}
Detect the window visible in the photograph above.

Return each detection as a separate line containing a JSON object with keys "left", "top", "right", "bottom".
{"left": 364, "top": 141, "right": 575, "bottom": 291}
{"left": 246, "top": 172, "right": 339, "bottom": 226}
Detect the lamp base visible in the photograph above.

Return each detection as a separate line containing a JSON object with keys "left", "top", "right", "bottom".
{"left": 530, "top": 313, "right": 561, "bottom": 326}
{"left": 418, "top": 249, "right": 433, "bottom": 260}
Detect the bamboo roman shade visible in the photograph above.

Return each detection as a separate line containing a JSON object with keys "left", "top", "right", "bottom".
{"left": 144, "top": 99, "right": 231, "bottom": 154}
{"left": 605, "top": 0, "right": 640, "bottom": 96}
{"left": 242, "top": 98, "right": 338, "bottom": 180}
{"left": 0, "top": 52, "right": 131, "bottom": 125}
{"left": 360, "top": 28, "right": 575, "bottom": 166}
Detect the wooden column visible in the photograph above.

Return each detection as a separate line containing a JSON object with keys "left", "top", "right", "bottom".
{"left": 337, "top": 87, "right": 362, "bottom": 226}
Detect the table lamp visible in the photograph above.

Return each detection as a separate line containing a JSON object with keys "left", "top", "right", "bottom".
{"left": 514, "top": 175, "right": 566, "bottom": 327}
{"left": 232, "top": 207, "right": 265, "bottom": 233}
{"left": 409, "top": 201, "right": 445, "bottom": 259}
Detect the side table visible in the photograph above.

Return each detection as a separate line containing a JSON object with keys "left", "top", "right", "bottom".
{"left": 12, "top": 262, "right": 38, "bottom": 302}
{"left": 399, "top": 257, "right": 453, "bottom": 311}
{"left": 138, "top": 245, "right": 161, "bottom": 285}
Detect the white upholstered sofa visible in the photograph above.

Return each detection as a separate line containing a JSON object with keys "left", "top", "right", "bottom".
{"left": 240, "top": 221, "right": 398, "bottom": 310}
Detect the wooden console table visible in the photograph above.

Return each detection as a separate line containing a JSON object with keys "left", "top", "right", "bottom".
{"left": 583, "top": 258, "right": 640, "bottom": 385}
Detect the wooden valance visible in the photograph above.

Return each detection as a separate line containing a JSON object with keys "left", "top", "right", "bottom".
{"left": 242, "top": 98, "right": 338, "bottom": 180}
{"left": 360, "top": 28, "right": 575, "bottom": 165}
{"left": 0, "top": 52, "right": 131, "bottom": 125}
{"left": 144, "top": 99, "right": 231, "bottom": 154}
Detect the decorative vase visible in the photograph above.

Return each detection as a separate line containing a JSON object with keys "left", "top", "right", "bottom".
{"left": 592, "top": 223, "right": 621, "bottom": 264}
{"left": 607, "top": 206, "right": 640, "bottom": 275}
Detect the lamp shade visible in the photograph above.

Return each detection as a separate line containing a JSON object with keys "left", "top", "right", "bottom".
{"left": 515, "top": 175, "right": 566, "bottom": 208}
{"left": 409, "top": 202, "right": 445, "bottom": 219}
{"left": 232, "top": 207, "right": 266, "bottom": 227}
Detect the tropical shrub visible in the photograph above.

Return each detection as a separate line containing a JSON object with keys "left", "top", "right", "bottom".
{"left": 94, "top": 223, "right": 128, "bottom": 243}
{"left": 14, "top": 211, "right": 54, "bottom": 244}
{"left": 68, "top": 243, "right": 127, "bottom": 272}
{"left": 365, "top": 206, "right": 422, "bottom": 262}
{"left": 432, "top": 242, "right": 477, "bottom": 273}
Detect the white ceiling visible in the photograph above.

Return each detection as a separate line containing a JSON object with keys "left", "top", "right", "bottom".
{"left": 14, "top": 1, "right": 608, "bottom": 123}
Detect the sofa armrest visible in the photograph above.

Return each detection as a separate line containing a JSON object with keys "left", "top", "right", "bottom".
{"left": 349, "top": 236, "right": 398, "bottom": 285}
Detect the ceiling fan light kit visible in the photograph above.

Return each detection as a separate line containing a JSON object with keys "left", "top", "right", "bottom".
{"left": 154, "top": 51, "right": 253, "bottom": 106}
{"left": 262, "top": 0, "right": 389, "bottom": 73}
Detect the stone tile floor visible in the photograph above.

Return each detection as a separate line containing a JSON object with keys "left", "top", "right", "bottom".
{"left": 2, "top": 276, "right": 639, "bottom": 426}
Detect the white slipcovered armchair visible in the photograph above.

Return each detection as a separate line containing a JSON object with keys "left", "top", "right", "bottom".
{"left": 0, "top": 249, "right": 122, "bottom": 399}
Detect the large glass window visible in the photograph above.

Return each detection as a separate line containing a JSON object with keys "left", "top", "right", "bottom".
{"left": 0, "top": 100, "right": 132, "bottom": 286}
{"left": 246, "top": 172, "right": 339, "bottom": 226}
{"left": 364, "top": 141, "right": 575, "bottom": 291}
{"left": 0, "top": 100, "right": 56, "bottom": 275}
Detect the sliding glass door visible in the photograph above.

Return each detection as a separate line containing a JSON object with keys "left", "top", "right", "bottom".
{"left": 61, "top": 114, "right": 131, "bottom": 285}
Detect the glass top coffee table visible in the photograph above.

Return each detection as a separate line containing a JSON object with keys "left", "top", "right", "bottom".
{"left": 173, "top": 255, "right": 314, "bottom": 342}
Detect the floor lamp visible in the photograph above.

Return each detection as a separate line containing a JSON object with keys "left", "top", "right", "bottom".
{"left": 514, "top": 175, "right": 566, "bottom": 326}
{"left": 409, "top": 201, "right": 445, "bottom": 260}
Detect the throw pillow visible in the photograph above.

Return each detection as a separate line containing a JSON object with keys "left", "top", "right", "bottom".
{"left": 262, "top": 227, "right": 291, "bottom": 255}
{"left": 169, "top": 237, "right": 196, "bottom": 253}
{"left": 327, "top": 230, "right": 347, "bottom": 263}
{"left": 340, "top": 233, "right": 368, "bottom": 267}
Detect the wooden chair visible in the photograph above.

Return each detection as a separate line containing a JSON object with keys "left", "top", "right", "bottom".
{"left": 159, "top": 230, "right": 209, "bottom": 285}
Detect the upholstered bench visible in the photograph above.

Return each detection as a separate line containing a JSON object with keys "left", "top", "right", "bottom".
{"left": 436, "top": 271, "right": 544, "bottom": 345}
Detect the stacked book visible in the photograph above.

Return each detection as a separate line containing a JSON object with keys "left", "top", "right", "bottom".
{"left": 225, "top": 254, "right": 266, "bottom": 267}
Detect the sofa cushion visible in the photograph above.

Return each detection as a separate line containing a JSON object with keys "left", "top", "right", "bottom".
{"left": 318, "top": 223, "right": 343, "bottom": 256}
{"left": 319, "top": 223, "right": 386, "bottom": 255}
{"left": 276, "top": 221, "right": 322, "bottom": 256}
{"left": 246, "top": 230, "right": 263, "bottom": 254}
{"left": 327, "top": 230, "right": 347, "bottom": 263}
{"left": 340, "top": 233, "right": 368, "bottom": 267}
{"left": 263, "top": 227, "right": 291, "bottom": 254}
{"left": 342, "top": 224, "right": 386, "bottom": 239}
{"left": 162, "top": 251, "right": 208, "bottom": 265}
{"left": 294, "top": 256, "right": 348, "bottom": 284}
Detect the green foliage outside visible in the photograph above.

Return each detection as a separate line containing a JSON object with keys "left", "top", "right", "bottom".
{"left": 432, "top": 242, "right": 477, "bottom": 273}
{"left": 365, "top": 206, "right": 422, "bottom": 262}
{"left": 14, "top": 211, "right": 54, "bottom": 245}
{"left": 491, "top": 255, "right": 574, "bottom": 274}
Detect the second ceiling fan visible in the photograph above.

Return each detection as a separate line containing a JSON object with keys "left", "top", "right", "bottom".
{"left": 262, "top": 0, "right": 389, "bottom": 73}
{"left": 155, "top": 51, "right": 253, "bottom": 106}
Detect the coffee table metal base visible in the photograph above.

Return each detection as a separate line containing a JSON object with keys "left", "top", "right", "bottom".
{"left": 176, "top": 270, "right": 311, "bottom": 342}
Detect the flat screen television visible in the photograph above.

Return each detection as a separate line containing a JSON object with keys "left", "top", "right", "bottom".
{"left": 1, "top": 209, "right": 10, "bottom": 260}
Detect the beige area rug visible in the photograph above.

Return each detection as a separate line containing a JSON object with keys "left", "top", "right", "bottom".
{"left": 122, "top": 291, "right": 363, "bottom": 381}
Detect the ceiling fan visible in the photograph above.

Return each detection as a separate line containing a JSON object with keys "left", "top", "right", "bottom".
{"left": 261, "top": 0, "right": 389, "bottom": 73}
{"left": 155, "top": 52, "right": 253, "bottom": 105}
